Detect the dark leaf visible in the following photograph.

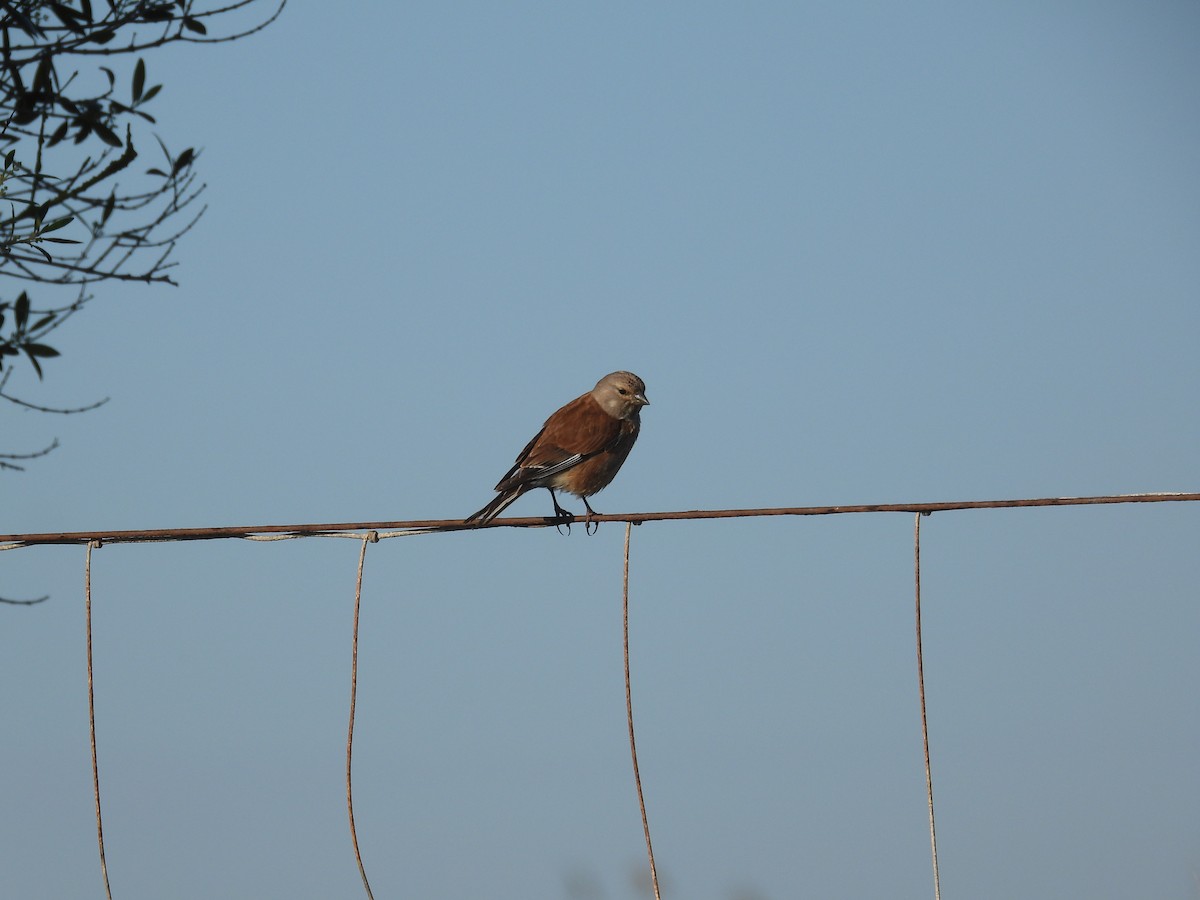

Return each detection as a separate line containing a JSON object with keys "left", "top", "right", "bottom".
{"left": 80, "top": 0, "right": 94, "bottom": 23}
{"left": 48, "top": 120, "right": 70, "bottom": 146}
{"left": 32, "top": 313, "right": 57, "bottom": 330}
{"left": 172, "top": 147, "right": 195, "bottom": 174}
{"left": 15, "top": 292, "right": 30, "bottom": 331}
{"left": 4, "top": 4, "right": 44, "bottom": 37}
{"left": 57, "top": 95, "right": 79, "bottom": 114}
{"left": 23, "top": 347, "right": 45, "bottom": 380}
{"left": 101, "top": 191, "right": 116, "bottom": 225}
{"left": 182, "top": 16, "right": 207, "bottom": 35}
{"left": 49, "top": 2, "right": 86, "bottom": 33}
{"left": 41, "top": 216, "right": 74, "bottom": 234}
{"left": 33, "top": 58, "right": 54, "bottom": 96}
{"left": 145, "top": 167, "right": 168, "bottom": 177}
{"left": 100, "top": 67, "right": 116, "bottom": 89}
{"left": 94, "top": 121, "right": 122, "bottom": 148}
{"left": 42, "top": 237, "right": 81, "bottom": 244}
{"left": 140, "top": 84, "right": 162, "bottom": 104}
{"left": 92, "top": 29, "right": 115, "bottom": 43}
{"left": 25, "top": 343, "right": 61, "bottom": 358}
{"left": 133, "top": 58, "right": 146, "bottom": 103}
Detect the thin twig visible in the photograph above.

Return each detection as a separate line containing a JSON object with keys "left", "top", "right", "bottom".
{"left": 914, "top": 515, "right": 941, "bottom": 900}
{"left": 0, "top": 391, "right": 109, "bottom": 414}
{"left": 85, "top": 539, "right": 114, "bottom": 900}
{"left": 346, "top": 532, "right": 376, "bottom": 900}
{"left": 1, "top": 492, "right": 1196, "bottom": 546}
{"left": 624, "top": 522, "right": 661, "bottom": 899}
{"left": 0, "top": 438, "right": 59, "bottom": 469}
{"left": 0, "top": 592, "right": 48, "bottom": 604}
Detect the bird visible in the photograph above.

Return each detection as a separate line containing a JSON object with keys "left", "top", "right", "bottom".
{"left": 465, "top": 371, "right": 649, "bottom": 530}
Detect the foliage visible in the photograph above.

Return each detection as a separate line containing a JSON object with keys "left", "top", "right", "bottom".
{"left": 0, "top": 0, "right": 284, "bottom": 471}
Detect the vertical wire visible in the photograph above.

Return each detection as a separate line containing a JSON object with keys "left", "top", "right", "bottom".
{"left": 347, "top": 532, "right": 376, "bottom": 900}
{"left": 623, "top": 522, "right": 662, "bottom": 899}
{"left": 85, "top": 539, "right": 114, "bottom": 900}
{"left": 914, "top": 514, "right": 942, "bottom": 900}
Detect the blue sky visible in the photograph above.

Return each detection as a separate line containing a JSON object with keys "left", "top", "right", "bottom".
{"left": 3, "top": 3, "right": 1198, "bottom": 898}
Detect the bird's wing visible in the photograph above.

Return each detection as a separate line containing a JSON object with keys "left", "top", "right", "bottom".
{"left": 491, "top": 427, "right": 551, "bottom": 489}
{"left": 536, "top": 394, "right": 624, "bottom": 454}
{"left": 495, "top": 394, "right": 624, "bottom": 490}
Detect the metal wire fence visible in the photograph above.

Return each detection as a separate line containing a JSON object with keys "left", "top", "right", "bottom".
{"left": 3, "top": 490, "right": 1197, "bottom": 898}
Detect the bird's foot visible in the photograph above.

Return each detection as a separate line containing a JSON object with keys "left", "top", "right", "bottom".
{"left": 582, "top": 498, "right": 600, "bottom": 535}
{"left": 550, "top": 496, "right": 576, "bottom": 535}
{"left": 543, "top": 489, "right": 581, "bottom": 535}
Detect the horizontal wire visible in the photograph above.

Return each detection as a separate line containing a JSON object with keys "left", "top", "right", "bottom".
{"left": 1, "top": 491, "right": 1196, "bottom": 547}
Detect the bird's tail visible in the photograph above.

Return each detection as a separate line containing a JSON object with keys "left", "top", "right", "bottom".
{"left": 464, "top": 488, "right": 525, "bottom": 525}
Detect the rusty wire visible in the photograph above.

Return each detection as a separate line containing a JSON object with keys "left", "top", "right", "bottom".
{"left": 624, "top": 522, "right": 662, "bottom": 899}
{"left": 914, "top": 514, "right": 941, "bottom": 900}
{"left": 346, "top": 532, "right": 378, "bottom": 900}
{"left": 2, "top": 492, "right": 1197, "bottom": 547}
{"left": 84, "top": 540, "right": 114, "bottom": 900}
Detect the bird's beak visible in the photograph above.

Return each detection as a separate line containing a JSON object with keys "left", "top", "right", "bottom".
{"left": 636, "top": 393, "right": 649, "bottom": 406}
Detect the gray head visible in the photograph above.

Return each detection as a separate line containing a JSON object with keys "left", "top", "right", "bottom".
{"left": 591, "top": 371, "right": 649, "bottom": 420}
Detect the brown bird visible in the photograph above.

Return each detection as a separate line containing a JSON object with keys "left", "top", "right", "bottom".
{"left": 465, "top": 371, "right": 649, "bottom": 529}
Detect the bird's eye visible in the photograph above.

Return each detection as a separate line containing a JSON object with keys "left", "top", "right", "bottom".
{"left": 617, "top": 388, "right": 628, "bottom": 395}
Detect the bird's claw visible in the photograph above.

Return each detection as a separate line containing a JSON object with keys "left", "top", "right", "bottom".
{"left": 551, "top": 508, "right": 575, "bottom": 535}
{"left": 582, "top": 499, "right": 600, "bottom": 535}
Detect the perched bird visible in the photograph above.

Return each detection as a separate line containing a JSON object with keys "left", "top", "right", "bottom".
{"left": 465, "top": 371, "right": 649, "bottom": 529}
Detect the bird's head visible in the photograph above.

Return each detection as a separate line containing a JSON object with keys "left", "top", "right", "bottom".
{"left": 592, "top": 371, "right": 649, "bottom": 420}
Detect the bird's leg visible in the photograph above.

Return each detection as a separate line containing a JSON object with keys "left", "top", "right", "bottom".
{"left": 582, "top": 497, "right": 600, "bottom": 535}
{"left": 548, "top": 489, "right": 575, "bottom": 520}
{"left": 546, "top": 488, "right": 575, "bottom": 535}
